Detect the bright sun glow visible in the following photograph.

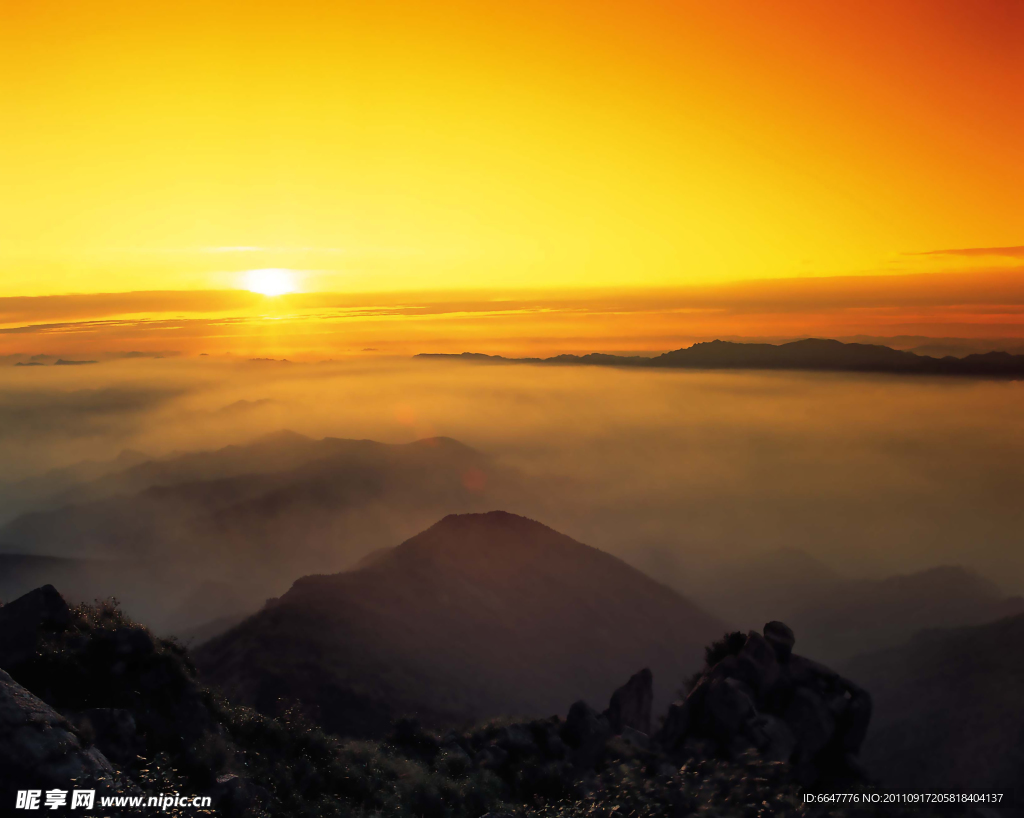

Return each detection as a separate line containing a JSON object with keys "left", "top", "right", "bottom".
{"left": 244, "top": 268, "right": 297, "bottom": 296}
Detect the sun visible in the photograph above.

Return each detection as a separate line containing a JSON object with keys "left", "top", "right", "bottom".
{"left": 244, "top": 268, "right": 297, "bottom": 296}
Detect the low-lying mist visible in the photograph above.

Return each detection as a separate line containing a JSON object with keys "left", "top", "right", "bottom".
{"left": 2, "top": 355, "right": 1023, "bottom": 634}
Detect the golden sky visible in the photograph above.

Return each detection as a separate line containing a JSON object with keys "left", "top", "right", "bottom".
{"left": 0, "top": 0, "right": 1021, "bottom": 355}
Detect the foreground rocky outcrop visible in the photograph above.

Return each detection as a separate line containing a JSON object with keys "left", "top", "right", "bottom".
{"left": 0, "top": 586, "right": 235, "bottom": 815}
{"left": 1, "top": 586, "right": 933, "bottom": 818}
{"left": 657, "top": 622, "right": 871, "bottom": 785}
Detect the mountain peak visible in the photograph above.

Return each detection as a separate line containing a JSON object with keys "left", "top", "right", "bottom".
{"left": 380, "top": 510, "right": 594, "bottom": 571}
{"left": 199, "top": 513, "right": 724, "bottom": 736}
{"left": 431, "top": 509, "right": 547, "bottom": 532}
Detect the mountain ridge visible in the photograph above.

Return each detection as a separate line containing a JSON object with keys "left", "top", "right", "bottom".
{"left": 0, "top": 434, "right": 532, "bottom": 633}
{"left": 417, "top": 338, "right": 1024, "bottom": 377}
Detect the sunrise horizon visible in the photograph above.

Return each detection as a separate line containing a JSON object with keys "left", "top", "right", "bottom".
{"left": 2, "top": 3, "right": 1024, "bottom": 810}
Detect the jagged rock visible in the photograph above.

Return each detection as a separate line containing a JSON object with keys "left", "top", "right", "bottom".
{"left": 703, "top": 676, "right": 755, "bottom": 740}
{"left": 659, "top": 622, "right": 870, "bottom": 785}
{"left": 788, "top": 654, "right": 840, "bottom": 688}
{"left": 735, "top": 631, "right": 780, "bottom": 701}
{"left": 763, "top": 621, "right": 795, "bottom": 661}
{"left": 561, "top": 700, "right": 609, "bottom": 748}
{"left": 0, "top": 585, "right": 72, "bottom": 668}
{"left": 561, "top": 700, "right": 610, "bottom": 766}
{"left": 605, "top": 667, "right": 653, "bottom": 735}
{"left": 784, "top": 687, "right": 835, "bottom": 757}
{"left": 657, "top": 700, "right": 690, "bottom": 749}
{"left": 0, "top": 668, "right": 117, "bottom": 789}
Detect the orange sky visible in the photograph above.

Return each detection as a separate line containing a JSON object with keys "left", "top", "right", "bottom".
{"left": 0, "top": 0, "right": 1021, "bottom": 350}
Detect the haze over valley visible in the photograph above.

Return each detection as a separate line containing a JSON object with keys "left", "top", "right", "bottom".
{"left": 2, "top": 354, "right": 1022, "bottom": 659}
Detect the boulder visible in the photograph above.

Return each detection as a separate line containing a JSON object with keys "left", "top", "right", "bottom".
{"left": 0, "top": 668, "right": 117, "bottom": 790}
{"left": 784, "top": 687, "right": 836, "bottom": 783}
{"left": 746, "top": 713, "right": 797, "bottom": 762}
{"left": 656, "top": 700, "right": 690, "bottom": 750}
{"left": 561, "top": 700, "right": 610, "bottom": 749}
{"left": 702, "top": 677, "right": 754, "bottom": 740}
{"left": 560, "top": 700, "right": 610, "bottom": 767}
{"left": 605, "top": 667, "right": 653, "bottom": 735}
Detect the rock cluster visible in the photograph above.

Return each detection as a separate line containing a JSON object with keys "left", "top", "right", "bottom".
{"left": 656, "top": 621, "right": 871, "bottom": 784}
{"left": 0, "top": 586, "right": 252, "bottom": 814}
{"left": 1, "top": 584, "right": 873, "bottom": 816}
{"left": 386, "top": 666, "right": 658, "bottom": 804}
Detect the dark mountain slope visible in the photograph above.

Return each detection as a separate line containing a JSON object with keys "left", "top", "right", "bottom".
{"left": 844, "top": 612, "right": 1024, "bottom": 798}
{"left": 418, "top": 338, "right": 1024, "bottom": 377}
{"left": 196, "top": 511, "right": 725, "bottom": 738}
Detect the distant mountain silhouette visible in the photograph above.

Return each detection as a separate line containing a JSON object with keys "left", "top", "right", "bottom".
{"left": 845, "top": 612, "right": 1024, "bottom": 798}
{"left": 784, "top": 566, "right": 1024, "bottom": 662}
{"left": 196, "top": 511, "right": 724, "bottom": 737}
{"left": 418, "top": 338, "right": 1024, "bottom": 377}
{"left": 67, "top": 429, "right": 330, "bottom": 503}
{"left": 0, "top": 448, "right": 149, "bottom": 524}
{"left": 0, "top": 434, "right": 540, "bottom": 630}
{"left": 638, "top": 548, "right": 1024, "bottom": 663}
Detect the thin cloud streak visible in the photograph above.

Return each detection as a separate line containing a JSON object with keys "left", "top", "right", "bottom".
{"left": 912, "top": 246, "right": 1024, "bottom": 258}
{"left": 1, "top": 270, "right": 1022, "bottom": 359}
